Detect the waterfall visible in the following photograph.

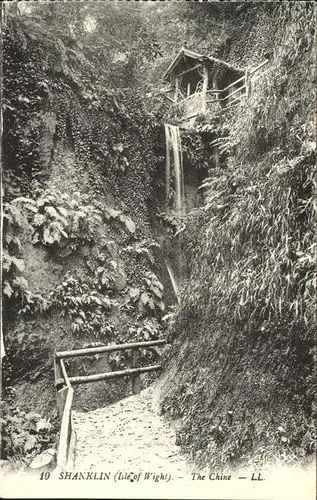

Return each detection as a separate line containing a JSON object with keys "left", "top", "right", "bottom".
{"left": 1, "top": 330, "right": 5, "bottom": 360}
{"left": 164, "top": 125, "right": 185, "bottom": 306}
{"left": 166, "top": 262, "right": 180, "bottom": 304}
{"left": 164, "top": 124, "right": 185, "bottom": 214}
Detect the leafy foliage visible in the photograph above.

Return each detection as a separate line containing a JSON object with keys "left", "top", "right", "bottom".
{"left": 156, "top": 211, "right": 187, "bottom": 237}
{"left": 4, "top": 0, "right": 315, "bottom": 473}
{"left": 122, "top": 272, "right": 165, "bottom": 319}
{"left": 30, "top": 190, "right": 103, "bottom": 250}
{"left": 1, "top": 401, "right": 57, "bottom": 462}
{"left": 122, "top": 239, "right": 159, "bottom": 265}
{"left": 50, "top": 275, "right": 114, "bottom": 337}
{"left": 2, "top": 200, "right": 31, "bottom": 307}
{"left": 161, "top": 1, "right": 316, "bottom": 469}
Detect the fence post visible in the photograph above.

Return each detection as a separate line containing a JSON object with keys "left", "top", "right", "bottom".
{"left": 54, "top": 352, "right": 64, "bottom": 389}
{"left": 54, "top": 353, "right": 67, "bottom": 419}
{"left": 131, "top": 349, "right": 141, "bottom": 395}
{"left": 202, "top": 63, "right": 209, "bottom": 113}
{"left": 245, "top": 69, "right": 251, "bottom": 99}
{"left": 174, "top": 77, "right": 179, "bottom": 104}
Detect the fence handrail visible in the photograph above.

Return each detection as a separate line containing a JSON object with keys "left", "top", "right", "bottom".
{"left": 222, "top": 83, "right": 246, "bottom": 101}
{"left": 172, "top": 58, "right": 270, "bottom": 118}
{"left": 55, "top": 339, "right": 166, "bottom": 360}
{"left": 68, "top": 364, "right": 162, "bottom": 386}
{"left": 53, "top": 338, "right": 166, "bottom": 469}
{"left": 221, "top": 60, "right": 269, "bottom": 94}
{"left": 222, "top": 74, "right": 245, "bottom": 93}
{"left": 249, "top": 59, "right": 269, "bottom": 76}
{"left": 56, "top": 386, "right": 74, "bottom": 469}
{"left": 223, "top": 97, "right": 246, "bottom": 110}
{"left": 250, "top": 66, "right": 271, "bottom": 84}
{"left": 54, "top": 338, "right": 166, "bottom": 470}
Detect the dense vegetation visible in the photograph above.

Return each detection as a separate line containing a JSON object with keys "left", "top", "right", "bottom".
{"left": 160, "top": 2, "right": 316, "bottom": 469}
{"left": 1, "top": 2, "right": 167, "bottom": 466}
{"left": 1, "top": 1, "right": 315, "bottom": 472}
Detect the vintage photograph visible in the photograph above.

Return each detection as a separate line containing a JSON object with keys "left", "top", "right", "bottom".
{"left": 0, "top": 1, "right": 316, "bottom": 499}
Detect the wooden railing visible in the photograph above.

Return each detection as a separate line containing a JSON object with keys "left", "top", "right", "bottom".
{"left": 53, "top": 339, "right": 166, "bottom": 471}
{"left": 221, "top": 59, "right": 270, "bottom": 110}
{"left": 174, "top": 59, "right": 270, "bottom": 119}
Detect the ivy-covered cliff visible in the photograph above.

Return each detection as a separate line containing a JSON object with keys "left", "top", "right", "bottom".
{"left": 1, "top": 1, "right": 316, "bottom": 474}
{"left": 1, "top": 4, "right": 169, "bottom": 464}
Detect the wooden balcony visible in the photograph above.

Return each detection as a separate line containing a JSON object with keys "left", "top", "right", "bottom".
{"left": 171, "top": 59, "right": 270, "bottom": 122}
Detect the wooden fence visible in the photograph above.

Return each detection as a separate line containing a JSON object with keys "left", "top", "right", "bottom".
{"left": 53, "top": 339, "right": 166, "bottom": 471}
{"left": 220, "top": 59, "right": 270, "bottom": 110}
{"left": 175, "top": 59, "right": 270, "bottom": 119}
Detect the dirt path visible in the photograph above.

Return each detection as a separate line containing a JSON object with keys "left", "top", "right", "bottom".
{"left": 72, "top": 385, "right": 191, "bottom": 476}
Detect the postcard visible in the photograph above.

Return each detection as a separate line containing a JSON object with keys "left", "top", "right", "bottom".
{"left": 1, "top": 1, "right": 316, "bottom": 499}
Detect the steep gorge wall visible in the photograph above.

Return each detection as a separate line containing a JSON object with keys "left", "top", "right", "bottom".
{"left": 2, "top": 14, "right": 168, "bottom": 448}
{"left": 159, "top": 2, "right": 316, "bottom": 470}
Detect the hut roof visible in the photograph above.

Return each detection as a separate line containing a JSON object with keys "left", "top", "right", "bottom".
{"left": 163, "top": 48, "right": 244, "bottom": 80}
